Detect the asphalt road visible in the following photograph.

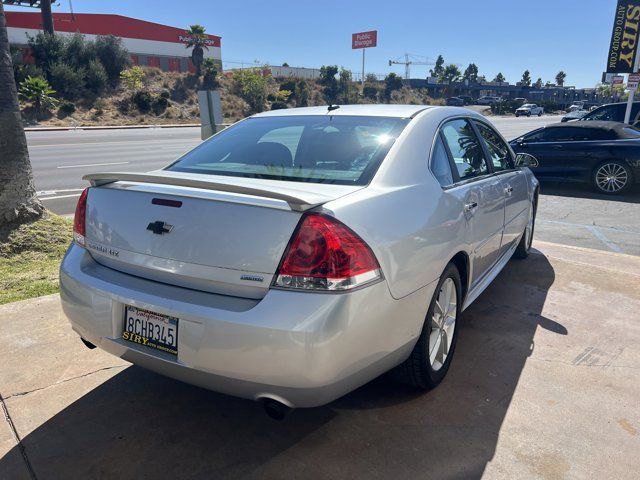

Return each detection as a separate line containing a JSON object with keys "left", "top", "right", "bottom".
{"left": 27, "top": 114, "right": 640, "bottom": 256}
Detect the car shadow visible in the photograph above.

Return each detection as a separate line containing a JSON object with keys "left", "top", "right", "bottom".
{"left": 538, "top": 180, "right": 640, "bottom": 203}
{"left": 0, "top": 252, "right": 559, "bottom": 479}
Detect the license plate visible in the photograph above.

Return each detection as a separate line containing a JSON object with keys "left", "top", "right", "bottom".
{"left": 122, "top": 306, "right": 178, "bottom": 355}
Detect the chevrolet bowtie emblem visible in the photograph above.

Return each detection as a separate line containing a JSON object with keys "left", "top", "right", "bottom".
{"left": 146, "top": 221, "right": 174, "bottom": 235}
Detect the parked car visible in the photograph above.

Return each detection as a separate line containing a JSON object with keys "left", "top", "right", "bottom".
{"left": 446, "top": 96, "right": 465, "bottom": 106}
{"left": 60, "top": 105, "right": 539, "bottom": 417}
{"left": 513, "top": 98, "right": 528, "bottom": 106}
{"left": 458, "top": 95, "right": 474, "bottom": 105}
{"left": 477, "top": 95, "right": 501, "bottom": 105}
{"left": 581, "top": 101, "right": 640, "bottom": 124}
{"left": 561, "top": 109, "right": 589, "bottom": 122}
{"left": 510, "top": 121, "right": 640, "bottom": 194}
{"left": 515, "top": 103, "right": 544, "bottom": 117}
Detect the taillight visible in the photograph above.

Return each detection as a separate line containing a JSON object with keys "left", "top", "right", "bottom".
{"left": 73, "top": 188, "right": 89, "bottom": 247}
{"left": 274, "top": 214, "right": 381, "bottom": 291}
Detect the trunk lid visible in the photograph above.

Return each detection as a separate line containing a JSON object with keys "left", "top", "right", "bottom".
{"left": 83, "top": 173, "right": 362, "bottom": 299}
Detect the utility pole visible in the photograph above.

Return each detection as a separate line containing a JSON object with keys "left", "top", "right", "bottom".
{"left": 388, "top": 53, "right": 433, "bottom": 80}
{"left": 40, "top": 0, "right": 54, "bottom": 34}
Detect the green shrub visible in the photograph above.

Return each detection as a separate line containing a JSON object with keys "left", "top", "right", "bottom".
{"left": 120, "top": 66, "right": 145, "bottom": 92}
{"left": 58, "top": 100, "right": 76, "bottom": 116}
{"left": 18, "top": 76, "right": 59, "bottom": 114}
{"left": 84, "top": 60, "right": 108, "bottom": 94}
{"left": 63, "top": 32, "right": 96, "bottom": 68}
{"left": 232, "top": 69, "right": 270, "bottom": 113}
{"left": 27, "top": 32, "right": 65, "bottom": 70}
{"left": 133, "top": 90, "right": 152, "bottom": 112}
{"left": 160, "top": 89, "right": 171, "bottom": 100}
{"left": 319, "top": 65, "right": 339, "bottom": 103}
{"left": 152, "top": 95, "right": 169, "bottom": 115}
{"left": 363, "top": 85, "right": 378, "bottom": 100}
{"left": 93, "top": 98, "right": 106, "bottom": 115}
{"left": 14, "top": 63, "right": 45, "bottom": 86}
{"left": 49, "top": 61, "right": 85, "bottom": 99}
{"left": 94, "top": 35, "right": 131, "bottom": 84}
{"left": 270, "top": 101, "right": 288, "bottom": 110}
{"left": 296, "top": 80, "right": 310, "bottom": 107}
{"left": 384, "top": 73, "right": 403, "bottom": 100}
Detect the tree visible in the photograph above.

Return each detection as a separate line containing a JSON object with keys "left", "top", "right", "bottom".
{"left": 430, "top": 54, "right": 444, "bottom": 78}
{"left": 365, "top": 73, "right": 378, "bottom": 83}
{"left": 384, "top": 72, "right": 403, "bottom": 100}
{"left": 232, "top": 68, "right": 269, "bottom": 113}
{"left": 493, "top": 72, "right": 506, "bottom": 83}
{"left": 40, "top": 0, "right": 54, "bottom": 35}
{"left": 521, "top": 70, "right": 531, "bottom": 86}
{"left": 463, "top": 63, "right": 479, "bottom": 83}
{"left": 555, "top": 70, "right": 567, "bottom": 86}
{"left": 0, "top": 4, "right": 44, "bottom": 225}
{"left": 185, "top": 24, "right": 209, "bottom": 76}
{"left": 319, "top": 65, "right": 339, "bottom": 103}
{"left": 94, "top": 35, "right": 130, "bottom": 85}
{"left": 201, "top": 58, "right": 219, "bottom": 89}
{"left": 533, "top": 77, "right": 543, "bottom": 89}
{"left": 440, "top": 64, "right": 461, "bottom": 84}
{"left": 338, "top": 67, "right": 354, "bottom": 103}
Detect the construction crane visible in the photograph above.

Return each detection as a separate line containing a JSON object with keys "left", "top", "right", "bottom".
{"left": 388, "top": 53, "right": 435, "bottom": 80}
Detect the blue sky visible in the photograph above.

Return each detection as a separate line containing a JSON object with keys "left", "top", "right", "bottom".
{"left": 7, "top": 0, "right": 614, "bottom": 87}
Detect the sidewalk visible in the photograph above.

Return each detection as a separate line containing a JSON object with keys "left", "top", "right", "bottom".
{"left": 1, "top": 241, "right": 639, "bottom": 479}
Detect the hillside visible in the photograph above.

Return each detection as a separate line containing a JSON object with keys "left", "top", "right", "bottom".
{"left": 21, "top": 67, "right": 446, "bottom": 128}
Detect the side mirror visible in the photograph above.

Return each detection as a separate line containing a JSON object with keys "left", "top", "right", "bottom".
{"left": 515, "top": 136, "right": 525, "bottom": 145}
{"left": 515, "top": 153, "right": 539, "bottom": 168}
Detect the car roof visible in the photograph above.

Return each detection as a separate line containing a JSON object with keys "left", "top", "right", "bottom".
{"left": 542, "top": 121, "right": 640, "bottom": 138}
{"left": 252, "top": 104, "right": 434, "bottom": 119}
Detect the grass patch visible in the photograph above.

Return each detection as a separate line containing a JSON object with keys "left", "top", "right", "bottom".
{"left": 0, "top": 212, "right": 73, "bottom": 305}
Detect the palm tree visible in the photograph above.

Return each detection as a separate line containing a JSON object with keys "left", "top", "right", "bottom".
{"left": 555, "top": 71, "right": 567, "bottom": 87}
{"left": 185, "top": 24, "right": 209, "bottom": 75}
{"left": 0, "top": 3, "right": 43, "bottom": 226}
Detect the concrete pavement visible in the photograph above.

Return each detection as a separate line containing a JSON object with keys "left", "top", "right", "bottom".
{"left": 1, "top": 240, "right": 638, "bottom": 479}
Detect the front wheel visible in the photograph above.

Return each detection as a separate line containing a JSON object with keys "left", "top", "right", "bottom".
{"left": 538, "top": 111, "right": 543, "bottom": 117}
{"left": 395, "top": 263, "right": 461, "bottom": 389}
{"left": 593, "top": 161, "right": 633, "bottom": 194}
{"left": 527, "top": 112, "right": 531, "bottom": 117}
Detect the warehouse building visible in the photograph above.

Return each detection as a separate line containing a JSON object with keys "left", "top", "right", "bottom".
{"left": 6, "top": 12, "right": 222, "bottom": 73}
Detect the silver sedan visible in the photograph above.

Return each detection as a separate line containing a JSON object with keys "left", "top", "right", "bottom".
{"left": 60, "top": 105, "right": 539, "bottom": 418}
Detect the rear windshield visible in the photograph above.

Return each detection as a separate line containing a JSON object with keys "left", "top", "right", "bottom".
{"left": 167, "top": 115, "right": 409, "bottom": 185}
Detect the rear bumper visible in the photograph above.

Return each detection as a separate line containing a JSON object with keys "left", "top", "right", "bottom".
{"left": 59, "top": 245, "right": 434, "bottom": 407}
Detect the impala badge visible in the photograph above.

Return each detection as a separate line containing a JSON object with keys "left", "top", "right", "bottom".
{"left": 147, "top": 221, "right": 173, "bottom": 235}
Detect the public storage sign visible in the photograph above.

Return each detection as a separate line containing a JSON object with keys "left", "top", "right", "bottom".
{"left": 607, "top": 0, "right": 640, "bottom": 73}
{"left": 352, "top": 31, "right": 377, "bottom": 49}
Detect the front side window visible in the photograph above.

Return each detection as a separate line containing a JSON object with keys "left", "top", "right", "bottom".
{"left": 168, "top": 115, "right": 409, "bottom": 185}
{"left": 431, "top": 135, "right": 454, "bottom": 187}
{"left": 475, "top": 121, "right": 514, "bottom": 171}
{"left": 440, "top": 119, "right": 488, "bottom": 181}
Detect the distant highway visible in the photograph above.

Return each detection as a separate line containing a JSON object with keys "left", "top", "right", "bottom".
{"left": 29, "top": 115, "right": 562, "bottom": 216}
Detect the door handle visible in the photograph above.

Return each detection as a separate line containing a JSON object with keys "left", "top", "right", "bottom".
{"left": 504, "top": 186, "right": 513, "bottom": 195}
{"left": 464, "top": 202, "right": 478, "bottom": 212}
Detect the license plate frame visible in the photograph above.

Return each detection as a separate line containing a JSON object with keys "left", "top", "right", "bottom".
{"left": 122, "top": 306, "right": 179, "bottom": 355}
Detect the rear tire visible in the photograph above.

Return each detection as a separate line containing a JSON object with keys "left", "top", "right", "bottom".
{"left": 395, "top": 263, "right": 462, "bottom": 389}
{"left": 514, "top": 197, "right": 536, "bottom": 259}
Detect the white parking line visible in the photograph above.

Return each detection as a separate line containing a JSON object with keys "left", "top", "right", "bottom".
{"left": 586, "top": 226, "right": 623, "bottom": 253}
{"left": 57, "top": 161, "right": 129, "bottom": 169}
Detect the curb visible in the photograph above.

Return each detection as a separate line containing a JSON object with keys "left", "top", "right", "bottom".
{"left": 24, "top": 123, "right": 202, "bottom": 132}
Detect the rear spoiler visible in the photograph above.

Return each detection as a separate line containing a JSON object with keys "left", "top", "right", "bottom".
{"left": 83, "top": 172, "right": 318, "bottom": 212}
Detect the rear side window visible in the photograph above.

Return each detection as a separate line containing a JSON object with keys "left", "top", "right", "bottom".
{"left": 430, "top": 136, "right": 454, "bottom": 187}
{"left": 474, "top": 121, "right": 514, "bottom": 171}
{"left": 168, "top": 115, "right": 409, "bottom": 185}
{"left": 584, "top": 104, "right": 624, "bottom": 122}
{"left": 440, "top": 119, "right": 488, "bottom": 181}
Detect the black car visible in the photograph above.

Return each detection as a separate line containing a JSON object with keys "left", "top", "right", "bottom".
{"left": 510, "top": 121, "right": 640, "bottom": 194}
{"left": 458, "top": 95, "right": 474, "bottom": 105}
{"left": 445, "top": 96, "right": 465, "bottom": 106}
{"left": 581, "top": 101, "right": 640, "bottom": 125}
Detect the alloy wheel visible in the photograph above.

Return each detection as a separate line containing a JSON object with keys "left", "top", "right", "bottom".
{"left": 429, "top": 278, "right": 457, "bottom": 371}
{"left": 595, "top": 163, "right": 628, "bottom": 193}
